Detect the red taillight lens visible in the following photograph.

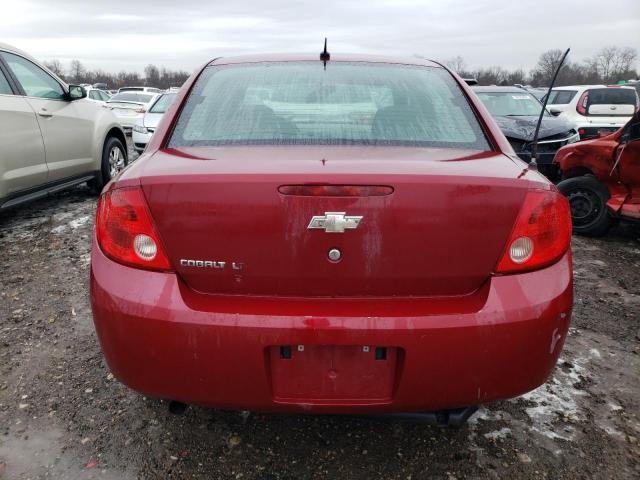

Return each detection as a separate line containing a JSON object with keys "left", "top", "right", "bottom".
{"left": 135, "top": 108, "right": 146, "bottom": 114}
{"left": 576, "top": 91, "right": 589, "bottom": 115}
{"left": 96, "top": 186, "right": 172, "bottom": 271}
{"left": 495, "top": 190, "right": 571, "bottom": 274}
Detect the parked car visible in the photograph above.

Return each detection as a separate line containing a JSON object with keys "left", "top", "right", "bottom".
{"left": 90, "top": 53, "right": 573, "bottom": 425}
{"left": 132, "top": 92, "right": 177, "bottom": 153}
{"left": 0, "top": 43, "right": 127, "bottom": 209}
{"left": 104, "top": 92, "right": 159, "bottom": 133}
{"left": 517, "top": 85, "right": 547, "bottom": 101}
{"left": 473, "top": 86, "right": 579, "bottom": 180}
{"left": 545, "top": 85, "right": 639, "bottom": 140}
{"left": 93, "top": 82, "right": 108, "bottom": 90}
{"left": 556, "top": 109, "right": 640, "bottom": 236}
{"left": 85, "top": 87, "right": 111, "bottom": 103}
{"left": 118, "top": 86, "right": 162, "bottom": 94}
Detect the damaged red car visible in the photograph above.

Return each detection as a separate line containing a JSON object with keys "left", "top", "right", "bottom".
{"left": 90, "top": 54, "right": 573, "bottom": 426}
{"left": 556, "top": 110, "right": 640, "bottom": 236}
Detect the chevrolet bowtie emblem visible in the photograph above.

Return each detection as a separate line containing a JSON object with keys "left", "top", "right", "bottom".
{"left": 307, "top": 212, "right": 363, "bottom": 233}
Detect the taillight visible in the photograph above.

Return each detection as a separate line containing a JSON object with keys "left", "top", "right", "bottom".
{"left": 96, "top": 186, "right": 172, "bottom": 271}
{"left": 135, "top": 108, "right": 146, "bottom": 114}
{"left": 495, "top": 190, "right": 571, "bottom": 274}
{"left": 576, "top": 91, "right": 589, "bottom": 115}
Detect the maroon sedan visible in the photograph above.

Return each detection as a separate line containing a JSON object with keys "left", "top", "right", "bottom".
{"left": 90, "top": 54, "right": 572, "bottom": 425}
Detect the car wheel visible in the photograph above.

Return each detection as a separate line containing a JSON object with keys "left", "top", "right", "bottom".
{"left": 557, "top": 176, "right": 613, "bottom": 237}
{"left": 89, "top": 136, "right": 128, "bottom": 193}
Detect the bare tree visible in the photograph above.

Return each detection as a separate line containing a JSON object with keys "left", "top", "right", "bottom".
{"left": 444, "top": 56, "right": 468, "bottom": 75}
{"left": 534, "top": 49, "right": 566, "bottom": 86}
{"left": 43, "top": 59, "right": 64, "bottom": 78}
{"left": 68, "top": 59, "right": 86, "bottom": 83}
{"left": 586, "top": 46, "right": 638, "bottom": 83}
{"left": 144, "top": 64, "right": 160, "bottom": 87}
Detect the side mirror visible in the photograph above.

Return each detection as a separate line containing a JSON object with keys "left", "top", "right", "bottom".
{"left": 68, "top": 85, "right": 86, "bottom": 100}
{"left": 549, "top": 108, "right": 562, "bottom": 117}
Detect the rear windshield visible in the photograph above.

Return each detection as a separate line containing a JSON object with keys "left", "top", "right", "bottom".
{"left": 588, "top": 88, "right": 637, "bottom": 105}
{"left": 108, "top": 93, "right": 153, "bottom": 103}
{"left": 169, "top": 62, "right": 489, "bottom": 150}
{"left": 547, "top": 90, "right": 577, "bottom": 105}
{"left": 149, "top": 93, "right": 177, "bottom": 113}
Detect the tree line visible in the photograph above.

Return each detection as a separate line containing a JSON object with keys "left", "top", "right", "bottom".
{"left": 43, "top": 45, "right": 638, "bottom": 90}
{"left": 444, "top": 46, "right": 638, "bottom": 87}
{"left": 42, "top": 59, "right": 191, "bottom": 90}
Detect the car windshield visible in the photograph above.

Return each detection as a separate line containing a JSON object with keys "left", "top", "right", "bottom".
{"left": 475, "top": 91, "right": 546, "bottom": 117}
{"left": 149, "top": 93, "right": 177, "bottom": 113}
{"left": 109, "top": 93, "right": 153, "bottom": 103}
{"left": 169, "top": 62, "right": 489, "bottom": 150}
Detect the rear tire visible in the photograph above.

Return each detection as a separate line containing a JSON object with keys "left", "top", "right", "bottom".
{"left": 89, "top": 136, "right": 128, "bottom": 193}
{"left": 557, "top": 176, "right": 613, "bottom": 237}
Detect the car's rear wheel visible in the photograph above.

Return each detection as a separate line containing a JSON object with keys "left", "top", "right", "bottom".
{"left": 89, "top": 136, "right": 128, "bottom": 193}
{"left": 557, "top": 176, "right": 613, "bottom": 237}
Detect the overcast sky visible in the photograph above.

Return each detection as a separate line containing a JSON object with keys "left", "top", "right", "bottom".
{"left": 4, "top": 0, "right": 639, "bottom": 74}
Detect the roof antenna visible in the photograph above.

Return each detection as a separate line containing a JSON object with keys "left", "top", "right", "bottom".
{"left": 529, "top": 47, "right": 570, "bottom": 172}
{"left": 320, "top": 37, "right": 330, "bottom": 70}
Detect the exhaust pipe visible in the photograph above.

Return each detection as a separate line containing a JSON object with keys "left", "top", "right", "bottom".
{"left": 383, "top": 406, "right": 478, "bottom": 428}
{"left": 168, "top": 400, "right": 188, "bottom": 415}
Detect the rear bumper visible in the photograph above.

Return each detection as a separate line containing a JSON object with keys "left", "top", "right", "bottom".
{"left": 577, "top": 124, "right": 622, "bottom": 139}
{"left": 90, "top": 240, "right": 573, "bottom": 414}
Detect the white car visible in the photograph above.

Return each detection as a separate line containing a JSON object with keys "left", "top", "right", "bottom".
{"left": 545, "top": 85, "right": 639, "bottom": 139}
{"left": 84, "top": 87, "right": 110, "bottom": 103}
{"left": 104, "top": 92, "right": 159, "bottom": 133}
{"left": 132, "top": 92, "right": 177, "bottom": 153}
{"left": 0, "top": 43, "right": 127, "bottom": 209}
{"left": 118, "top": 86, "right": 162, "bottom": 94}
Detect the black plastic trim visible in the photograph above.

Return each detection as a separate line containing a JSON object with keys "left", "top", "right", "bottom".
{"left": 0, "top": 172, "right": 99, "bottom": 210}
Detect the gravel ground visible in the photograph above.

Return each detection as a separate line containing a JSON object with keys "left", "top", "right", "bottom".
{"left": 1, "top": 151, "right": 639, "bottom": 479}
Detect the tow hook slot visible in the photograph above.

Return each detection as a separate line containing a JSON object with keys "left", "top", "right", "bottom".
{"left": 280, "top": 345, "right": 292, "bottom": 359}
{"left": 375, "top": 347, "right": 387, "bottom": 360}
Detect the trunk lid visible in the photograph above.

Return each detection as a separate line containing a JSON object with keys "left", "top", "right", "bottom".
{"left": 106, "top": 102, "right": 143, "bottom": 115}
{"left": 141, "top": 146, "right": 531, "bottom": 297}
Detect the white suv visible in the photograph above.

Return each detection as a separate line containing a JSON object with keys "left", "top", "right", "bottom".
{"left": 545, "top": 85, "right": 639, "bottom": 139}
{"left": 0, "top": 43, "right": 127, "bottom": 209}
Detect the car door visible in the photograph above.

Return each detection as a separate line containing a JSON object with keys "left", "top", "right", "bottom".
{"left": 0, "top": 57, "right": 47, "bottom": 201}
{"left": 617, "top": 112, "right": 640, "bottom": 194}
{"left": 1, "top": 51, "right": 96, "bottom": 183}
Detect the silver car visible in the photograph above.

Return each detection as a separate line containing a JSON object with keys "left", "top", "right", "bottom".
{"left": 132, "top": 92, "right": 177, "bottom": 153}
{"left": 0, "top": 43, "right": 127, "bottom": 209}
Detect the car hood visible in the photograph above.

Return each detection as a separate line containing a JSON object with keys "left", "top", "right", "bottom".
{"left": 143, "top": 112, "right": 164, "bottom": 128}
{"left": 493, "top": 115, "right": 576, "bottom": 141}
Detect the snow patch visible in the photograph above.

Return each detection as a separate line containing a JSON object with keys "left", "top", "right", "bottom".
{"left": 484, "top": 428, "right": 511, "bottom": 440}
{"left": 521, "top": 357, "right": 589, "bottom": 441}
{"left": 69, "top": 215, "right": 91, "bottom": 229}
{"left": 589, "top": 348, "right": 601, "bottom": 359}
{"left": 51, "top": 214, "right": 91, "bottom": 234}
